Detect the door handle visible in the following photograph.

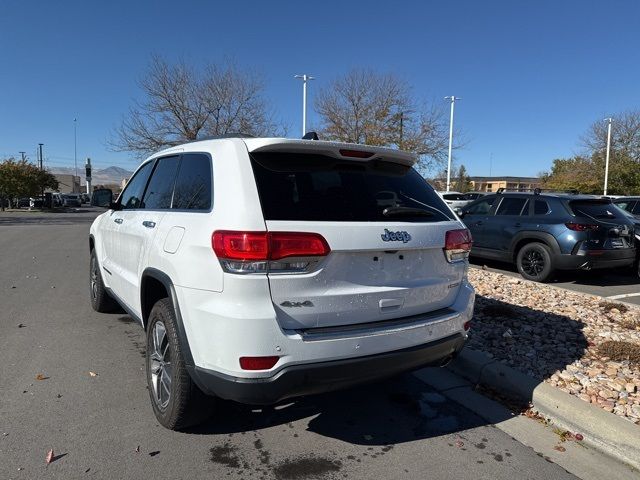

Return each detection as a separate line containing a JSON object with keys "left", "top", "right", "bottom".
{"left": 114, "top": 218, "right": 123, "bottom": 224}
{"left": 142, "top": 221, "right": 156, "bottom": 229}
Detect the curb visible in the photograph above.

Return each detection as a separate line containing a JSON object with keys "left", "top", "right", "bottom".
{"left": 448, "top": 348, "right": 640, "bottom": 471}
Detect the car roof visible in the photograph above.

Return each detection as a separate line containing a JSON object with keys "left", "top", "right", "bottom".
{"left": 488, "top": 192, "right": 609, "bottom": 201}
{"left": 151, "top": 136, "right": 417, "bottom": 167}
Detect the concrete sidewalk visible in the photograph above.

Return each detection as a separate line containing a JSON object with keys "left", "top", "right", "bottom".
{"left": 413, "top": 348, "right": 640, "bottom": 479}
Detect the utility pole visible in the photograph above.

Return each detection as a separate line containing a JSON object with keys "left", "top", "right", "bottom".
{"left": 74, "top": 118, "right": 78, "bottom": 178}
{"left": 38, "top": 143, "right": 44, "bottom": 199}
{"left": 444, "top": 96, "right": 461, "bottom": 192}
{"left": 294, "top": 74, "right": 315, "bottom": 136}
{"left": 603, "top": 117, "right": 613, "bottom": 196}
{"left": 399, "top": 112, "right": 404, "bottom": 150}
{"left": 19, "top": 151, "right": 26, "bottom": 161}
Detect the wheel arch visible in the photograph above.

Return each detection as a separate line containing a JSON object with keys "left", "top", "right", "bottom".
{"left": 140, "top": 268, "right": 195, "bottom": 368}
{"left": 510, "top": 232, "right": 561, "bottom": 262}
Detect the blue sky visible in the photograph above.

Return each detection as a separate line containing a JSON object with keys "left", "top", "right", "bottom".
{"left": 1, "top": 0, "right": 639, "bottom": 177}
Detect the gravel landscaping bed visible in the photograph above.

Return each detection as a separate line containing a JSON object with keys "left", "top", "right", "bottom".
{"left": 467, "top": 268, "right": 640, "bottom": 425}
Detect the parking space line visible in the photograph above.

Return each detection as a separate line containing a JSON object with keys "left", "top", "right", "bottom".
{"left": 606, "top": 292, "right": 640, "bottom": 300}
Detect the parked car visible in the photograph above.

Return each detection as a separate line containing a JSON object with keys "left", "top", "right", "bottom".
{"left": 17, "top": 197, "right": 31, "bottom": 208}
{"left": 611, "top": 197, "right": 640, "bottom": 276}
{"left": 437, "top": 191, "right": 471, "bottom": 211}
{"left": 29, "top": 196, "right": 44, "bottom": 209}
{"left": 458, "top": 190, "right": 636, "bottom": 282}
{"left": 463, "top": 192, "right": 488, "bottom": 201}
{"left": 52, "top": 193, "right": 63, "bottom": 207}
{"left": 90, "top": 189, "right": 112, "bottom": 207}
{"left": 62, "top": 193, "right": 81, "bottom": 207}
{"left": 89, "top": 136, "right": 475, "bottom": 430}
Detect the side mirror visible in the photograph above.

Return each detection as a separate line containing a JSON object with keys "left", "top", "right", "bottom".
{"left": 109, "top": 201, "right": 122, "bottom": 211}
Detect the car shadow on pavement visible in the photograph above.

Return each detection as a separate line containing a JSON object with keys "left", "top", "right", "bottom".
{"left": 189, "top": 373, "right": 494, "bottom": 445}
{"left": 0, "top": 215, "right": 95, "bottom": 226}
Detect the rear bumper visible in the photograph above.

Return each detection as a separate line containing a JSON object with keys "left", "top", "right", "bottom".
{"left": 189, "top": 333, "right": 466, "bottom": 405}
{"left": 553, "top": 248, "right": 636, "bottom": 270}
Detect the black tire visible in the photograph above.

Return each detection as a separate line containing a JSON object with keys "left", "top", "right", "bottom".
{"left": 89, "top": 249, "right": 119, "bottom": 313}
{"left": 146, "top": 298, "right": 212, "bottom": 430}
{"left": 516, "top": 242, "right": 554, "bottom": 282}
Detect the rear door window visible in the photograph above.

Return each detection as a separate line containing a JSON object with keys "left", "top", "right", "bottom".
{"left": 250, "top": 153, "right": 453, "bottom": 222}
{"left": 632, "top": 202, "right": 640, "bottom": 215}
{"left": 496, "top": 197, "right": 529, "bottom": 215}
{"left": 570, "top": 200, "right": 624, "bottom": 219}
{"left": 142, "top": 156, "right": 180, "bottom": 209}
{"left": 172, "top": 153, "right": 212, "bottom": 210}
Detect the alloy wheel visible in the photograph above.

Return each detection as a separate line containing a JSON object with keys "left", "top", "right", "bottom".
{"left": 521, "top": 249, "right": 545, "bottom": 277}
{"left": 149, "top": 321, "right": 172, "bottom": 410}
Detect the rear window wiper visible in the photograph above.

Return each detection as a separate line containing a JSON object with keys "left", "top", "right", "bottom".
{"left": 382, "top": 206, "right": 433, "bottom": 217}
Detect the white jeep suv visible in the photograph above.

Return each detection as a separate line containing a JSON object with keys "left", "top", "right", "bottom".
{"left": 89, "top": 136, "right": 475, "bottom": 430}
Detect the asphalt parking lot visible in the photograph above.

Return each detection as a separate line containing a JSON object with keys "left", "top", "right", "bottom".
{"left": 470, "top": 258, "right": 640, "bottom": 306}
{"left": 0, "top": 209, "right": 595, "bottom": 479}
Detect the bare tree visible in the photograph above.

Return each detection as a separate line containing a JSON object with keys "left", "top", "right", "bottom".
{"left": 581, "top": 109, "right": 640, "bottom": 161}
{"left": 111, "top": 56, "right": 280, "bottom": 157}
{"left": 314, "top": 69, "right": 453, "bottom": 172}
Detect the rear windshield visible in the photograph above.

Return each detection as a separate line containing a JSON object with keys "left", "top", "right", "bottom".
{"left": 569, "top": 200, "right": 625, "bottom": 220}
{"left": 442, "top": 193, "right": 466, "bottom": 200}
{"left": 250, "top": 153, "right": 454, "bottom": 222}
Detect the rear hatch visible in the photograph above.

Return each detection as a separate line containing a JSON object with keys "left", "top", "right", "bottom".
{"left": 246, "top": 141, "right": 468, "bottom": 331}
{"left": 567, "top": 199, "right": 635, "bottom": 250}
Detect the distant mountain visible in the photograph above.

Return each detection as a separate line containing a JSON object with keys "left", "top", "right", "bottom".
{"left": 48, "top": 165, "right": 133, "bottom": 186}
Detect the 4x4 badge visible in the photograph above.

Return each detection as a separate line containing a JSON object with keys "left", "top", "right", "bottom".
{"left": 381, "top": 229, "right": 411, "bottom": 243}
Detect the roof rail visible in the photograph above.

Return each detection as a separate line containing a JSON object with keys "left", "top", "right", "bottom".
{"left": 495, "top": 187, "right": 579, "bottom": 195}
{"left": 185, "top": 133, "right": 256, "bottom": 144}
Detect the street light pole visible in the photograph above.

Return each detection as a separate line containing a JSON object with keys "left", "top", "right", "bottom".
{"left": 294, "top": 74, "right": 315, "bottom": 136}
{"left": 74, "top": 118, "right": 78, "bottom": 178}
{"left": 444, "top": 96, "right": 461, "bottom": 192}
{"left": 603, "top": 117, "right": 613, "bottom": 196}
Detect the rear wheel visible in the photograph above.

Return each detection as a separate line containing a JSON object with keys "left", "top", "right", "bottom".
{"left": 89, "top": 250, "right": 118, "bottom": 313}
{"left": 516, "top": 242, "right": 554, "bottom": 282}
{"left": 146, "top": 298, "right": 212, "bottom": 430}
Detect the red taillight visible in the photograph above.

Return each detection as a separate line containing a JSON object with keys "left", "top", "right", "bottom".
{"left": 444, "top": 229, "right": 472, "bottom": 263}
{"left": 464, "top": 321, "right": 471, "bottom": 331}
{"left": 212, "top": 231, "right": 269, "bottom": 261}
{"left": 239, "top": 356, "right": 280, "bottom": 370}
{"left": 339, "top": 149, "right": 374, "bottom": 158}
{"left": 212, "top": 231, "right": 331, "bottom": 273}
{"left": 565, "top": 222, "right": 600, "bottom": 232}
{"left": 270, "top": 232, "right": 331, "bottom": 260}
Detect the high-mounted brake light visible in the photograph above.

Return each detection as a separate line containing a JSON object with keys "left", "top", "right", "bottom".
{"left": 212, "top": 231, "right": 330, "bottom": 274}
{"left": 444, "top": 229, "right": 472, "bottom": 263}
{"left": 565, "top": 222, "right": 600, "bottom": 232}
{"left": 339, "top": 149, "right": 374, "bottom": 159}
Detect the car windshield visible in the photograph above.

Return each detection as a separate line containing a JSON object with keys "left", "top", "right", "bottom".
{"left": 250, "top": 152, "right": 454, "bottom": 222}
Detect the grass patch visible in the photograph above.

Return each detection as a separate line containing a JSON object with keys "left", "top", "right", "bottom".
{"left": 598, "top": 301, "right": 629, "bottom": 314}
{"left": 598, "top": 340, "right": 640, "bottom": 364}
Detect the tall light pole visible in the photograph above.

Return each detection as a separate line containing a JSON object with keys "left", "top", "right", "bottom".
{"left": 444, "top": 96, "right": 461, "bottom": 192}
{"left": 74, "top": 118, "right": 78, "bottom": 178}
{"left": 294, "top": 74, "right": 314, "bottom": 136}
{"left": 603, "top": 117, "right": 613, "bottom": 196}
